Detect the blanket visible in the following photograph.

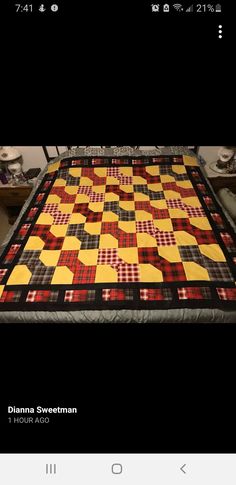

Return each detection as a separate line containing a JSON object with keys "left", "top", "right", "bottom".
{"left": 1, "top": 155, "right": 236, "bottom": 311}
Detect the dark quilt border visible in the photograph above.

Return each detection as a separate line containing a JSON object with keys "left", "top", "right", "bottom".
{"left": 0, "top": 156, "right": 236, "bottom": 312}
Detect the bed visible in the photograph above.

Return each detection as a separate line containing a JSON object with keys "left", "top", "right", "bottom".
{"left": 0, "top": 146, "right": 236, "bottom": 323}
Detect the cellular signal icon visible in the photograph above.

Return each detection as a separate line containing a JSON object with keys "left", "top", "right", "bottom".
{"left": 173, "top": 4, "right": 184, "bottom": 11}
{"left": 186, "top": 5, "right": 193, "bottom": 12}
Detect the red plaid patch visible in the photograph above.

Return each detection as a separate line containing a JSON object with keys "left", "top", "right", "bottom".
{"left": 196, "top": 183, "right": 207, "bottom": 195}
{"left": 211, "top": 213, "right": 224, "bottom": 228}
{"left": 18, "top": 224, "right": 31, "bottom": 239}
{"left": 171, "top": 218, "right": 193, "bottom": 232}
{"left": 102, "top": 288, "right": 133, "bottom": 301}
{"left": 184, "top": 206, "right": 205, "bottom": 218}
{"left": 178, "top": 287, "right": 211, "bottom": 300}
{"left": 26, "top": 290, "right": 58, "bottom": 302}
{"left": 119, "top": 176, "right": 133, "bottom": 185}
{"left": 178, "top": 187, "right": 196, "bottom": 198}
{"left": 4, "top": 245, "right": 21, "bottom": 263}
{"left": 77, "top": 186, "right": 92, "bottom": 194}
{"left": 161, "top": 261, "right": 186, "bottom": 282}
{"left": 0, "top": 269, "right": 7, "bottom": 282}
{"left": 136, "top": 221, "right": 156, "bottom": 235}
{"left": 138, "top": 247, "right": 160, "bottom": 266}
{"left": 203, "top": 196, "right": 216, "bottom": 211}
{"left": 151, "top": 209, "right": 170, "bottom": 220}
{"left": 44, "top": 234, "right": 64, "bottom": 250}
{"left": 36, "top": 193, "right": 45, "bottom": 204}
{"left": 73, "top": 264, "right": 97, "bottom": 284}
{"left": 118, "top": 232, "right": 137, "bottom": 248}
{"left": 140, "top": 288, "right": 172, "bottom": 301}
{"left": 42, "top": 203, "right": 59, "bottom": 213}
{"left": 98, "top": 249, "right": 121, "bottom": 265}
{"left": 162, "top": 182, "right": 179, "bottom": 192}
{"left": 27, "top": 207, "right": 38, "bottom": 221}
{"left": 217, "top": 288, "right": 236, "bottom": 301}
{"left": 89, "top": 193, "right": 105, "bottom": 202}
{"left": 0, "top": 290, "right": 21, "bottom": 303}
{"left": 73, "top": 204, "right": 89, "bottom": 216}
{"left": 64, "top": 289, "right": 95, "bottom": 302}
{"left": 167, "top": 199, "right": 184, "bottom": 209}
{"left": 155, "top": 231, "right": 176, "bottom": 246}
{"left": 58, "top": 251, "right": 79, "bottom": 270}
{"left": 86, "top": 211, "right": 103, "bottom": 222}
{"left": 52, "top": 213, "right": 71, "bottom": 225}
{"left": 101, "top": 222, "right": 118, "bottom": 237}
{"left": 220, "top": 232, "right": 236, "bottom": 250}
{"left": 191, "top": 228, "right": 217, "bottom": 244}
{"left": 107, "top": 167, "right": 120, "bottom": 176}
{"left": 117, "top": 264, "right": 140, "bottom": 282}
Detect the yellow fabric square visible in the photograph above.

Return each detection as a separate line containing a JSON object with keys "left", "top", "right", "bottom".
{"left": 106, "top": 176, "right": 119, "bottom": 185}
{"left": 39, "top": 250, "right": 61, "bottom": 267}
{"left": 118, "top": 248, "right": 139, "bottom": 264}
{"left": 69, "top": 168, "right": 82, "bottom": 177}
{"left": 148, "top": 183, "right": 163, "bottom": 192}
{"left": 183, "top": 262, "right": 210, "bottom": 281}
{"left": 133, "top": 176, "right": 147, "bottom": 185}
{"left": 137, "top": 233, "right": 157, "bottom": 247}
{"left": 89, "top": 202, "right": 104, "bottom": 212}
{"left": 50, "top": 225, "right": 68, "bottom": 237}
{"left": 53, "top": 178, "right": 66, "bottom": 186}
{"left": 102, "top": 211, "right": 119, "bottom": 222}
{"left": 36, "top": 213, "right": 54, "bottom": 225}
{"left": 160, "top": 175, "right": 175, "bottom": 183}
{"left": 64, "top": 186, "right": 78, "bottom": 195}
{"left": 7, "top": 265, "right": 32, "bottom": 285}
{"left": 92, "top": 185, "right": 106, "bottom": 193}
{"left": 58, "top": 204, "right": 74, "bottom": 214}
{"left": 120, "top": 185, "right": 134, "bottom": 193}
{"left": 78, "top": 249, "right": 98, "bottom": 265}
{"left": 164, "top": 190, "right": 181, "bottom": 199}
{"left": 150, "top": 199, "right": 167, "bottom": 209}
{"left": 80, "top": 177, "right": 93, "bottom": 186}
{"left": 176, "top": 181, "right": 193, "bottom": 189}
{"left": 134, "top": 192, "right": 150, "bottom": 201}
{"left": 145, "top": 166, "right": 160, "bottom": 175}
{"left": 47, "top": 161, "right": 60, "bottom": 173}
{"left": 52, "top": 267, "right": 74, "bottom": 284}
{"left": 182, "top": 197, "right": 202, "bottom": 208}
{"left": 0, "top": 285, "right": 4, "bottom": 298}
{"left": 46, "top": 194, "right": 61, "bottom": 204}
{"left": 84, "top": 222, "right": 102, "bottom": 235}
{"left": 190, "top": 217, "right": 212, "bottom": 230}
{"left": 95, "top": 265, "right": 118, "bottom": 283}
{"left": 174, "top": 231, "right": 198, "bottom": 246}
{"left": 199, "top": 244, "right": 226, "bottom": 262}
{"left": 158, "top": 246, "right": 181, "bottom": 262}
{"left": 120, "top": 167, "right": 133, "bottom": 176}
{"left": 69, "top": 213, "right": 86, "bottom": 224}
{"left": 99, "top": 234, "right": 118, "bottom": 248}
{"left": 119, "top": 201, "right": 135, "bottom": 211}
{"left": 105, "top": 192, "right": 119, "bottom": 202}
{"left": 135, "top": 210, "right": 153, "bottom": 221}
{"left": 75, "top": 194, "right": 90, "bottom": 204}
{"left": 94, "top": 168, "right": 107, "bottom": 177}
{"left": 154, "top": 219, "right": 173, "bottom": 231}
{"left": 24, "top": 237, "right": 45, "bottom": 250}
{"left": 62, "top": 237, "right": 81, "bottom": 250}
{"left": 183, "top": 155, "right": 199, "bottom": 166}
{"left": 139, "top": 264, "right": 163, "bottom": 282}
{"left": 119, "top": 221, "right": 136, "bottom": 233}
{"left": 172, "top": 165, "right": 186, "bottom": 174}
{"left": 168, "top": 209, "right": 188, "bottom": 219}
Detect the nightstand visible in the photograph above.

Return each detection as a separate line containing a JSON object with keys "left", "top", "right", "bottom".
{"left": 0, "top": 184, "right": 33, "bottom": 224}
{"left": 204, "top": 161, "right": 236, "bottom": 194}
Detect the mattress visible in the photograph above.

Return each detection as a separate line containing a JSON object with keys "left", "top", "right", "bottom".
{"left": 0, "top": 147, "right": 236, "bottom": 323}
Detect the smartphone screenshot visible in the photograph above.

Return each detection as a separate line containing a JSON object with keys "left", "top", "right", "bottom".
{"left": 0, "top": 0, "right": 235, "bottom": 483}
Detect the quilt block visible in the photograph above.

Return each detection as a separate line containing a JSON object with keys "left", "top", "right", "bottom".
{"left": 1, "top": 155, "right": 236, "bottom": 311}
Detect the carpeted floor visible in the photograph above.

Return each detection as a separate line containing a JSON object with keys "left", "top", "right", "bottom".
{"left": 0, "top": 207, "right": 11, "bottom": 246}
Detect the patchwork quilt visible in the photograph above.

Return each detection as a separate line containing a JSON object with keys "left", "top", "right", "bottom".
{"left": 1, "top": 155, "right": 236, "bottom": 311}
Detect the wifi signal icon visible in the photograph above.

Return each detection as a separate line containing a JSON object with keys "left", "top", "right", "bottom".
{"left": 173, "top": 3, "right": 183, "bottom": 11}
